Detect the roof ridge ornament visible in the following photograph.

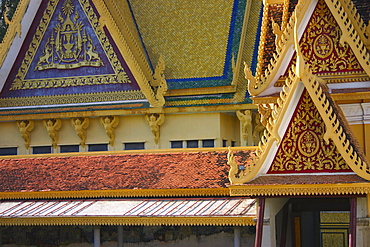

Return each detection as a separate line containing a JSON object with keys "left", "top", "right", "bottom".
{"left": 149, "top": 55, "right": 168, "bottom": 108}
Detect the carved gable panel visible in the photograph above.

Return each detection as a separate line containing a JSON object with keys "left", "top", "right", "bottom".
{"left": 268, "top": 89, "right": 352, "bottom": 174}
{"left": 0, "top": 0, "right": 143, "bottom": 105}
{"left": 276, "top": 0, "right": 367, "bottom": 86}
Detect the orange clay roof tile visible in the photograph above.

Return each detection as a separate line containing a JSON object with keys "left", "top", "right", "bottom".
{"left": 0, "top": 150, "right": 255, "bottom": 193}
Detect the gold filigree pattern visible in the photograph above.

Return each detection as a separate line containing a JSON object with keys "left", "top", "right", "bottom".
{"left": 10, "top": 0, "right": 130, "bottom": 91}
{"left": 0, "top": 90, "right": 144, "bottom": 107}
{"left": 269, "top": 90, "right": 350, "bottom": 173}
{"left": 0, "top": 216, "right": 255, "bottom": 227}
{"left": 300, "top": 0, "right": 362, "bottom": 74}
{"left": 35, "top": 0, "right": 103, "bottom": 71}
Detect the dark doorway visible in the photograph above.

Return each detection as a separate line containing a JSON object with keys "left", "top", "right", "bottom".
{"left": 275, "top": 198, "right": 350, "bottom": 247}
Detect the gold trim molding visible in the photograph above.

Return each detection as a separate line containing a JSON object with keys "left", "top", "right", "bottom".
{"left": 0, "top": 90, "right": 145, "bottom": 107}
{"left": 0, "top": 188, "right": 230, "bottom": 200}
{"left": 229, "top": 183, "right": 370, "bottom": 196}
{"left": 0, "top": 216, "right": 255, "bottom": 227}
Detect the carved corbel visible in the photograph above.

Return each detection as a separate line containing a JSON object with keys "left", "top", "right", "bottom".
{"left": 236, "top": 110, "right": 252, "bottom": 141}
{"left": 17, "top": 120, "right": 34, "bottom": 149}
{"left": 71, "top": 117, "right": 89, "bottom": 147}
{"left": 149, "top": 55, "right": 168, "bottom": 108}
{"left": 145, "top": 113, "right": 164, "bottom": 145}
{"left": 100, "top": 116, "right": 119, "bottom": 146}
{"left": 43, "top": 119, "right": 61, "bottom": 149}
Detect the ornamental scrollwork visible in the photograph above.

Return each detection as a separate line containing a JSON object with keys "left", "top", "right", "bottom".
{"left": 34, "top": 0, "right": 103, "bottom": 71}
{"left": 268, "top": 90, "right": 350, "bottom": 173}
{"left": 299, "top": 0, "right": 362, "bottom": 74}
{"left": 10, "top": 0, "right": 130, "bottom": 91}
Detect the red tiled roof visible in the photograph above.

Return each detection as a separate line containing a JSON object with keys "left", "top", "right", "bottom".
{"left": 0, "top": 150, "right": 254, "bottom": 193}
{"left": 246, "top": 174, "right": 367, "bottom": 185}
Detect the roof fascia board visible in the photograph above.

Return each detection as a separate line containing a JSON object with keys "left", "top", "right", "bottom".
{"left": 229, "top": 182, "right": 370, "bottom": 196}
{"left": 0, "top": 188, "right": 230, "bottom": 200}
{"left": 0, "top": 216, "right": 256, "bottom": 226}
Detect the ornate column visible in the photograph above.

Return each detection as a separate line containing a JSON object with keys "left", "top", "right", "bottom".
{"left": 254, "top": 198, "right": 265, "bottom": 247}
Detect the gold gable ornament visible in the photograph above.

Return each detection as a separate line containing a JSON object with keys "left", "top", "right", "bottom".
{"left": 35, "top": 0, "right": 103, "bottom": 71}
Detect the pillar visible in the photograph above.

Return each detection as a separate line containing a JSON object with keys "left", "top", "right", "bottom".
{"left": 117, "top": 226, "right": 124, "bottom": 247}
{"left": 94, "top": 227, "right": 100, "bottom": 247}
{"left": 234, "top": 227, "right": 241, "bottom": 247}
{"left": 349, "top": 197, "right": 357, "bottom": 247}
{"left": 254, "top": 198, "right": 265, "bottom": 247}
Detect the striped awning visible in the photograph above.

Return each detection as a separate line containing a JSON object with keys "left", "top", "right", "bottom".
{"left": 0, "top": 198, "right": 256, "bottom": 226}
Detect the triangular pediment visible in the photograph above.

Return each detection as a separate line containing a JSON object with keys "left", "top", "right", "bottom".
{"left": 249, "top": 0, "right": 370, "bottom": 97}
{"left": 267, "top": 88, "right": 352, "bottom": 174}
{"left": 0, "top": 0, "right": 152, "bottom": 107}
{"left": 230, "top": 67, "right": 370, "bottom": 184}
{"left": 274, "top": 0, "right": 368, "bottom": 86}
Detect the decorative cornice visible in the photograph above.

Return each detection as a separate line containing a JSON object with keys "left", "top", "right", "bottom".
{"left": 0, "top": 188, "right": 230, "bottom": 200}
{"left": 165, "top": 86, "right": 236, "bottom": 97}
{"left": 0, "top": 90, "right": 145, "bottom": 107}
{"left": 0, "top": 103, "right": 257, "bottom": 121}
{"left": 0, "top": 216, "right": 255, "bottom": 226}
{"left": 229, "top": 183, "right": 370, "bottom": 196}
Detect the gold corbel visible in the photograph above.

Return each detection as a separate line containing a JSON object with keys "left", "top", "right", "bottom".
{"left": 43, "top": 119, "right": 62, "bottom": 149}
{"left": 100, "top": 116, "right": 119, "bottom": 146}
{"left": 71, "top": 117, "right": 89, "bottom": 147}
{"left": 145, "top": 113, "right": 164, "bottom": 145}
{"left": 16, "top": 120, "right": 34, "bottom": 149}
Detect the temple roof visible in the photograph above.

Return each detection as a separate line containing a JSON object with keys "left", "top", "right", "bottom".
{"left": 249, "top": 0, "right": 370, "bottom": 98}
{"left": 0, "top": 0, "right": 263, "bottom": 113}
{"left": 0, "top": 148, "right": 254, "bottom": 199}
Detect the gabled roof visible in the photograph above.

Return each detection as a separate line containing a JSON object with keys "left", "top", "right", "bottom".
{"left": 248, "top": 0, "right": 370, "bottom": 97}
{"left": 0, "top": 148, "right": 255, "bottom": 199}
{"left": 0, "top": 0, "right": 263, "bottom": 114}
{"left": 227, "top": 1, "right": 370, "bottom": 195}
{"left": 0, "top": 0, "right": 155, "bottom": 108}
